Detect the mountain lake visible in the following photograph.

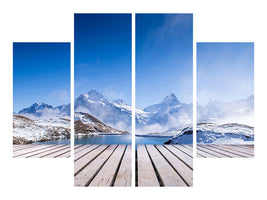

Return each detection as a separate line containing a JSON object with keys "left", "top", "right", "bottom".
{"left": 33, "top": 134, "right": 172, "bottom": 147}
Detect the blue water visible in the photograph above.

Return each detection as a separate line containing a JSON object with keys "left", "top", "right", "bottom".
{"left": 75, "top": 134, "right": 132, "bottom": 145}
{"left": 33, "top": 134, "right": 171, "bottom": 146}
{"left": 34, "top": 138, "right": 70, "bottom": 145}
{"left": 135, "top": 135, "right": 171, "bottom": 145}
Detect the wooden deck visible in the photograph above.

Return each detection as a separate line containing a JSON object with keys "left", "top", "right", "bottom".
{"left": 74, "top": 145, "right": 132, "bottom": 187}
{"left": 13, "top": 145, "right": 70, "bottom": 158}
{"left": 137, "top": 145, "right": 193, "bottom": 187}
{"left": 74, "top": 144, "right": 193, "bottom": 187}
{"left": 197, "top": 144, "right": 254, "bottom": 158}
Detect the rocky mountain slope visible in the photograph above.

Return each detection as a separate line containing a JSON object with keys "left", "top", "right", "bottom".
{"left": 74, "top": 112, "right": 129, "bottom": 135}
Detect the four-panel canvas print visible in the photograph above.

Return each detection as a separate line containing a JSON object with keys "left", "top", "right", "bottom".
{"left": 12, "top": 13, "right": 254, "bottom": 187}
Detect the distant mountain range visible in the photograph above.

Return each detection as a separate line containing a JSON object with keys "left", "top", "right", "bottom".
{"left": 15, "top": 89, "right": 254, "bottom": 140}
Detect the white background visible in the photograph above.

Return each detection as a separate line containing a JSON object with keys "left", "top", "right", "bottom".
{"left": 0, "top": 0, "right": 266, "bottom": 199}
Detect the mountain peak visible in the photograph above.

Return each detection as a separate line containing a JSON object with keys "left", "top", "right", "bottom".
{"left": 161, "top": 93, "right": 180, "bottom": 105}
{"left": 84, "top": 89, "right": 104, "bottom": 101}
{"left": 112, "top": 99, "right": 125, "bottom": 105}
{"left": 18, "top": 102, "right": 53, "bottom": 115}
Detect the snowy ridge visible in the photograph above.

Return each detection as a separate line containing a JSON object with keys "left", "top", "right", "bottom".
{"left": 14, "top": 102, "right": 70, "bottom": 144}
{"left": 13, "top": 115, "right": 70, "bottom": 144}
{"left": 75, "top": 89, "right": 132, "bottom": 132}
{"left": 165, "top": 123, "right": 254, "bottom": 145}
{"left": 74, "top": 112, "right": 129, "bottom": 135}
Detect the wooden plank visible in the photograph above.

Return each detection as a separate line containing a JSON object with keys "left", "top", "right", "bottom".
{"left": 43, "top": 146, "right": 71, "bottom": 158}
{"left": 182, "top": 144, "right": 193, "bottom": 150}
{"left": 74, "top": 145, "right": 88, "bottom": 152}
{"left": 137, "top": 145, "right": 159, "bottom": 187}
{"left": 13, "top": 145, "right": 35, "bottom": 151}
{"left": 74, "top": 145, "right": 109, "bottom": 175}
{"left": 174, "top": 145, "right": 193, "bottom": 157}
{"left": 146, "top": 145, "right": 187, "bottom": 186}
{"left": 164, "top": 145, "right": 193, "bottom": 169}
{"left": 23, "top": 145, "right": 67, "bottom": 158}
{"left": 196, "top": 148, "right": 218, "bottom": 158}
{"left": 196, "top": 152, "right": 207, "bottom": 158}
{"left": 156, "top": 145, "right": 193, "bottom": 186}
{"left": 54, "top": 149, "right": 71, "bottom": 158}
{"left": 74, "top": 145, "right": 117, "bottom": 186}
{"left": 209, "top": 145, "right": 253, "bottom": 158}
{"left": 13, "top": 145, "right": 54, "bottom": 157}
{"left": 197, "top": 145, "right": 230, "bottom": 158}
{"left": 228, "top": 145, "right": 254, "bottom": 154}
{"left": 89, "top": 145, "right": 126, "bottom": 186}
{"left": 114, "top": 145, "right": 132, "bottom": 187}
{"left": 204, "top": 145, "right": 244, "bottom": 158}
{"left": 74, "top": 145, "right": 92, "bottom": 154}
{"left": 74, "top": 144, "right": 84, "bottom": 149}
{"left": 29, "top": 145, "right": 69, "bottom": 158}
{"left": 74, "top": 145, "right": 99, "bottom": 161}
{"left": 15, "top": 145, "right": 64, "bottom": 158}
{"left": 243, "top": 145, "right": 254, "bottom": 149}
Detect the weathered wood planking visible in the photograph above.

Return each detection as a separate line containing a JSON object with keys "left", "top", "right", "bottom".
{"left": 29, "top": 145, "right": 69, "bottom": 158}
{"left": 23, "top": 145, "right": 67, "bottom": 158}
{"left": 74, "top": 145, "right": 109, "bottom": 175}
{"left": 221, "top": 145, "right": 254, "bottom": 156}
{"left": 13, "top": 145, "right": 54, "bottom": 157}
{"left": 137, "top": 145, "right": 159, "bottom": 187}
{"left": 13, "top": 145, "right": 70, "bottom": 158}
{"left": 74, "top": 145, "right": 117, "bottom": 186}
{"left": 174, "top": 145, "right": 193, "bottom": 157}
{"left": 89, "top": 145, "right": 126, "bottom": 186}
{"left": 197, "top": 145, "right": 254, "bottom": 158}
{"left": 114, "top": 145, "right": 132, "bottom": 187}
{"left": 74, "top": 145, "right": 133, "bottom": 187}
{"left": 156, "top": 145, "right": 193, "bottom": 186}
{"left": 197, "top": 148, "right": 218, "bottom": 158}
{"left": 74, "top": 145, "right": 99, "bottom": 161}
{"left": 197, "top": 145, "right": 230, "bottom": 158}
{"left": 164, "top": 145, "right": 193, "bottom": 169}
{"left": 146, "top": 145, "right": 187, "bottom": 186}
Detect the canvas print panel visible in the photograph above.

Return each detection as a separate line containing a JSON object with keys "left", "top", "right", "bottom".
{"left": 196, "top": 42, "right": 254, "bottom": 158}
{"left": 74, "top": 14, "right": 132, "bottom": 187}
{"left": 135, "top": 14, "right": 193, "bottom": 186}
{"left": 13, "top": 42, "right": 71, "bottom": 158}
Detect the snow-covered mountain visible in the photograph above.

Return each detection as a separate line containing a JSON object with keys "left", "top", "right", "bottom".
{"left": 18, "top": 102, "right": 70, "bottom": 120}
{"left": 197, "top": 95, "right": 254, "bottom": 126}
{"left": 136, "top": 93, "right": 193, "bottom": 134}
{"left": 74, "top": 89, "right": 193, "bottom": 134}
{"left": 14, "top": 102, "right": 70, "bottom": 144}
{"left": 74, "top": 89, "right": 132, "bottom": 131}
{"left": 165, "top": 123, "right": 254, "bottom": 145}
{"left": 13, "top": 115, "right": 70, "bottom": 144}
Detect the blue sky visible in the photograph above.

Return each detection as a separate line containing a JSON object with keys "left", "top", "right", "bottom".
{"left": 136, "top": 14, "right": 193, "bottom": 107}
{"left": 13, "top": 43, "right": 70, "bottom": 112}
{"left": 74, "top": 14, "right": 132, "bottom": 104}
{"left": 197, "top": 43, "right": 254, "bottom": 105}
